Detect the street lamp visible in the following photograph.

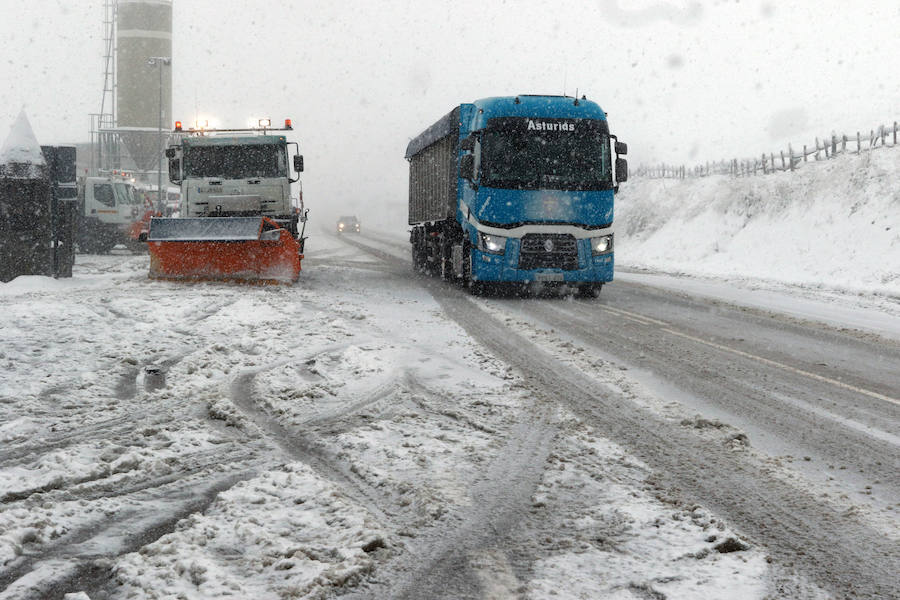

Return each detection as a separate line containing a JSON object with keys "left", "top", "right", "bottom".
{"left": 147, "top": 56, "right": 171, "bottom": 212}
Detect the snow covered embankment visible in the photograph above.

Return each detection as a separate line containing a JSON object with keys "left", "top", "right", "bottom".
{"left": 617, "top": 146, "right": 900, "bottom": 298}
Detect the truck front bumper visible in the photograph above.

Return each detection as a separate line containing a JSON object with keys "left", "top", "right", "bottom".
{"left": 471, "top": 238, "right": 613, "bottom": 283}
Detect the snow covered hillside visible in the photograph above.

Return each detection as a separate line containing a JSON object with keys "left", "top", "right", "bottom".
{"left": 616, "top": 146, "right": 900, "bottom": 297}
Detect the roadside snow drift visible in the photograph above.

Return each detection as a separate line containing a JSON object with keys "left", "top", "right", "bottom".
{"left": 617, "top": 146, "right": 900, "bottom": 297}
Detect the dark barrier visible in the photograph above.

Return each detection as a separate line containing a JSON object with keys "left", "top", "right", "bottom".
{"left": 0, "top": 146, "right": 77, "bottom": 282}
{"left": 0, "top": 177, "right": 54, "bottom": 282}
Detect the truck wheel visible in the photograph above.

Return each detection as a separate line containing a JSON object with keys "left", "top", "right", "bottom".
{"left": 462, "top": 242, "right": 484, "bottom": 295}
{"left": 411, "top": 243, "right": 422, "bottom": 273}
{"left": 577, "top": 283, "right": 602, "bottom": 298}
{"left": 440, "top": 245, "right": 452, "bottom": 280}
{"left": 411, "top": 233, "right": 426, "bottom": 273}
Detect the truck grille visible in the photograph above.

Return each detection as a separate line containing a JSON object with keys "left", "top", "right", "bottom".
{"left": 519, "top": 234, "right": 579, "bottom": 270}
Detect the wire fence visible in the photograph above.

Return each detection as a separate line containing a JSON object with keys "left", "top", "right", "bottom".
{"left": 636, "top": 120, "right": 900, "bottom": 179}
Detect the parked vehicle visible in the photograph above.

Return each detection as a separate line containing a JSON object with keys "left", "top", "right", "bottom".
{"left": 407, "top": 95, "right": 627, "bottom": 295}
{"left": 76, "top": 173, "right": 151, "bottom": 253}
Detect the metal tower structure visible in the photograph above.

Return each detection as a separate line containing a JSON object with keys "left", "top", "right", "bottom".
{"left": 89, "top": 0, "right": 121, "bottom": 175}
{"left": 88, "top": 0, "right": 174, "bottom": 184}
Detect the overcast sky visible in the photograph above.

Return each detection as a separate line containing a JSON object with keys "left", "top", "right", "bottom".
{"left": 1, "top": 1, "right": 899, "bottom": 221}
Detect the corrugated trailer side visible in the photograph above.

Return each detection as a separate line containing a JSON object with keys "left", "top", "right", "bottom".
{"left": 406, "top": 107, "right": 460, "bottom": 225}
{"left": 408, "top": 135, "right": 456, "bottom": 224}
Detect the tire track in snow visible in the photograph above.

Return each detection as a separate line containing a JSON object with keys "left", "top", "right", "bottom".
{"left": 443, "top": 292, "right": 900, "bottom": 600}
{"left": 1, "top": 352, "right": 195, "bottom": 474}
{"left": 227, "top": 351, "right": 409, "bottom": 529}
{"left": 343, "top": 234, "right": 900, "bottom": 600}
{"left": 0, "top": 473, "right": 254, "bottom": 600}
{"left": 331, "top": 237, "right": 563, "bottom": 598}
{"left": 337, "top": 368, "right": 559, "bottom": 600}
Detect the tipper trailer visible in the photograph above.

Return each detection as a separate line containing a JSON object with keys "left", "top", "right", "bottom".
{"left": 407, "top": 95, "right": 627, "bottom": 295}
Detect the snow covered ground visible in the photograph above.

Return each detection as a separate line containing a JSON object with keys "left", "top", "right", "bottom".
{"left": 616, "top": 145, "right": 900, "bottom": 305}
{"left": 1, "top": 234, "right": 829, "bottom": 599}
{"left": 1, "top": 145, "right": 895, "bottom": 598}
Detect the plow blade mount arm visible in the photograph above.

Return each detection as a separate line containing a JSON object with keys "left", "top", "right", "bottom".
{"left": 148, "top": 217, "right": 302, "bottom": 283}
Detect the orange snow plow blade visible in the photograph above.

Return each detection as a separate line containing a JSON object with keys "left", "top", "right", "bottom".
{"left": 147, "top": 216, "right": 302, "bottom": 283}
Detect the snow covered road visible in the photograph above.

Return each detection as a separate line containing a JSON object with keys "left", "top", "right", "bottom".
{"left": 1, "top": 229, "right": 896, "bottom": 599}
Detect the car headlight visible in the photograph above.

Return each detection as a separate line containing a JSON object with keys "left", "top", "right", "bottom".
{"left": 591, "top": 234, "right": 613, "bottom": 255}
{"left": 479, "top": 232, "right": 507, "bottom": 254}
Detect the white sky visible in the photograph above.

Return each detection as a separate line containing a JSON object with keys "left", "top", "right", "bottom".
{"left": 1, "top": 0, "right": 899, "bottom": 218}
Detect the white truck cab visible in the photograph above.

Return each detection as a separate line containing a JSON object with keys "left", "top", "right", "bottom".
{"left": 76, "top": 174, "right": 146, "bottom": 253}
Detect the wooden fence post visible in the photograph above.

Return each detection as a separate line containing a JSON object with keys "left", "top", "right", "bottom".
{"left": 894, "top": 122, "right": 898, "bottom": 145}
{"left": 832, "top": 135, "right": 837, "bottom": 157}
{"left": 857, "top": 131, "right": 861, "bottom": 153}
{"left": 842, "top": 135, "right": 847, "bottom": 153}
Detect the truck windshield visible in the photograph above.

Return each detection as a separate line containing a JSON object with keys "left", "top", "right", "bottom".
{"left": 114, "top": 183, "right": 140, "bottom": 205}
{"left": 480, "top": 118, "right": 611, "bottom": 191}
{"left": 183, "top": 144, "right": 287, "bottom": 179}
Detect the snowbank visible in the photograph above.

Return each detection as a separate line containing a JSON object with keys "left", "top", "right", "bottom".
{"left": 617, "top": 146, "right": 900, "bottom": 297}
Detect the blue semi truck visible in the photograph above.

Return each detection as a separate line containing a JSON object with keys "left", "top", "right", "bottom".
{"left": 407, "top": 94, "right": 627, "bottom": 295}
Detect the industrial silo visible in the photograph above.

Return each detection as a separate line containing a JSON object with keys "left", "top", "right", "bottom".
{"left": 116, "top": 0, "right": 172, "bottom": 173}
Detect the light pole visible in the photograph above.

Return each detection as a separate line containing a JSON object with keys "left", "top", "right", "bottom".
{"left": 147, "top": 56, "right": 171, "bottom": 212}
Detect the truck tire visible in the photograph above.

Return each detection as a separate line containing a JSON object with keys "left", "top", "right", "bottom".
{"left": 577, "top": 283, "right": 602, "bottom": 298}
{"left": 411, "top": 229, "right": 426, "bottom": 274}
{"left": 462, "top": 241, "right": 484, "bottom": 295}
{"left": 439, "top": 236, "right": 452, "bottom": 281}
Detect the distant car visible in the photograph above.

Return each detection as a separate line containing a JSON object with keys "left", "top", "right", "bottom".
{"left": 336, "top": 215, "right": 360, "bottom": 234}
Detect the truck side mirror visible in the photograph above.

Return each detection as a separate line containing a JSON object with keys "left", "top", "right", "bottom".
{"left": 615, "top": 158, "right": 628, "bottom": 183}
{"left": 294, "top": 155, "right": 304, "bottom": 173}
{"left": 460, "top": 135, "right": 476, "bottom": 152}
{"left": 168, "top": 158, "right": 182, "bottom": 184}
{"left": 615, "top": 141, "right": 628, "bottom": 156}
{"left": 460, "top": 154, "right": 475, "bottom": 181}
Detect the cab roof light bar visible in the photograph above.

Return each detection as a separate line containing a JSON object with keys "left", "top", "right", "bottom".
{"left": 172, "top": 119, "right": 294, "bottom": 134}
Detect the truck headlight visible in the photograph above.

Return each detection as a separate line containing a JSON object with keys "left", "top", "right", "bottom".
{"left": 479, "top": 232, "right": 507, "bottom": 254}
{"left": 591, "top": 234, "right": 613, "bottom": 255}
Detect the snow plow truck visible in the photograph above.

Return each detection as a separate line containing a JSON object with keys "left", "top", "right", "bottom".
{"left": 147, "top": 120, "right": 307, "bottom": 283}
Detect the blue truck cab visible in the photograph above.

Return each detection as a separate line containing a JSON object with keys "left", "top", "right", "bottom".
{"left": 407, "top": 95, "right": 627, "bottom": 294}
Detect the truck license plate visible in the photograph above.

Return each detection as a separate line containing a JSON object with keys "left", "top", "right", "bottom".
{"left": 535, "top": 272, "right": 564, "bottom": 282}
